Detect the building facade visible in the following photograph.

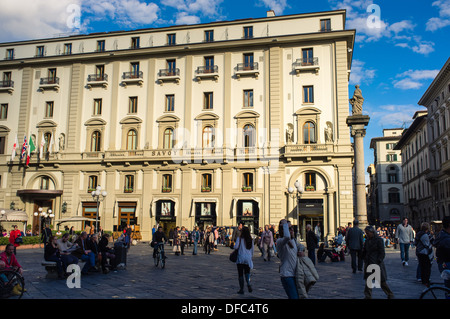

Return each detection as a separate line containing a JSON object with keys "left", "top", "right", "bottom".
{"left": 368, "top": 128, "right": 404, "bottom": 225}
{"left": 417, "top": 57, "right": 450, "bottom": 224}
{"left": 0, "top": 10, "right": 356, "bottom": 241}
{"left": 395, "top": 111, "right": 432, "bottom": 229}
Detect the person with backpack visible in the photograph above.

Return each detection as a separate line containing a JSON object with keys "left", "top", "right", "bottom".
{"left": 414, "top": 222, "right": 434, "bottom": 287}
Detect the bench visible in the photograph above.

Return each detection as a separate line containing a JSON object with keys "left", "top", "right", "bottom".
{"left": 41, "top": 260, "right": 86, "bottom": 279}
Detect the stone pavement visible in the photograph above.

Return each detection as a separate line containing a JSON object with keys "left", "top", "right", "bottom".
{"left": 10, "top": 241, "right": 443, "bottom": 300}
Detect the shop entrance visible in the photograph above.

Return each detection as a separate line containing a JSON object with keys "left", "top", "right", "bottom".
{"left": 155, "top": 200, "right": 176, "bottom": 239}
{"left": 195, "top": 202, "right": 217, "bottom": 230}
{"left": 236, "top": 200, "right": 259, "bottom": 235}
{"left": 297, "top": 199, "right": 323, "bottom": 241}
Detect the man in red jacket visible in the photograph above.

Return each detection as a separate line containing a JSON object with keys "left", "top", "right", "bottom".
{"left": 0, "top": 244, "right": 23, "bottom": 275}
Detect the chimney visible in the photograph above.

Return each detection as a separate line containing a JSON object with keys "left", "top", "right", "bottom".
{"left": 267, "top": 10, "right": 275, "bottom": 17}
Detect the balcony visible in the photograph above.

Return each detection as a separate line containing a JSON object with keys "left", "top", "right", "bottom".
{"left": 195, "top": 65, "right": 219, "bottom": 83}
{"left": 87, "top": 74, "right": 108, "bottom": 89}
{"left": 283, "top": 143, "right": 334, "bottom": 162}
{"left": 38, "top": 77, "right": 60, "bottom": 92}
{"left": 293, "top": 57, "right": 319, "bottom": 75}
{"left": 121, "top": 71, "right": 143, "bottom": 87}
{"left": 235, "top": 62, "right": 259, "bottom": 80}
{"left": 157, "top": 68, "right": 180, "bottom": 85}
{"left": 0, "top": 80, "right": 14, "bottom": 94}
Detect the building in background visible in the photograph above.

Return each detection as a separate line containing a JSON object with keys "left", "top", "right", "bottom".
{"left": 0, "top": 10, "right": 356, "bottom": 240}
{"left": 368, "top": 128, "right": 404, "bottom": 225}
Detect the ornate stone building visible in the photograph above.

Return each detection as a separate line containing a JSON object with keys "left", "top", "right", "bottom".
{"left": 0, "top": 10, "right": 356, "bottom": 240}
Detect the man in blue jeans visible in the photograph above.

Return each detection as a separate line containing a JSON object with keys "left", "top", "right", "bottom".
{"left": 395, "top": 218, "right": 414, "bottom": 266}
{"left": 73, "top": 231, "right": 97, "bottom": 275}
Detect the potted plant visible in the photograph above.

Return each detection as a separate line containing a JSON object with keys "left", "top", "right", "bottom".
{"left": 305, "top": 185, "right": 315, "bottom": 191}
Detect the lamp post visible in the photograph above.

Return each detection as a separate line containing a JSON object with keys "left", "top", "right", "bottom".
{"left": 288, "top": 180, "right": 304, "bottom": 240}
{"left": 34, "top": 207, "right": 45, "bottom": 241}
{"left": 91, "top": 185, "right": 107, "bottom": 233}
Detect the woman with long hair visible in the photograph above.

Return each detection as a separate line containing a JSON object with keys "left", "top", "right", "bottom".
{"left": 234, "top": 226, "right": 254, "bottom": 294}
{"left": 277, "top": 219, "right": 304, "bottom": 299}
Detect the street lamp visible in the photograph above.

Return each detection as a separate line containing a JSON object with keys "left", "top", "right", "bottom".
{"left": 34, "top": 207, "right": 46, "bottom": 241}
{"left": 288, "top": 180, "right": 303, "bottom": 240}
{"left": 92, "top": 185, "right": 107, "bottom": 232}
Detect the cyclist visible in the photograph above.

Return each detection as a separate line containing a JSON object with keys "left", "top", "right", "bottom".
{"left": 151, "top": 226, "right": 168, "bottom": 259}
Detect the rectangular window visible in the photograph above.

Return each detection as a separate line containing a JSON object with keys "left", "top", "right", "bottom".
{"left": 97, "top": 40, "right": 105, "bottom": 52}
{"left": 388, "top": 192, "right": 400, "bottom": 203}
{"left": 130, "top": 62, "right": 140, "bottom": 78}
{"left": 45, "top": 101, "right": 54, "bottom": 118}
{"left": 88, "top": 176, "right": 98, "bottom": 192}
{"left": 36, "top": 46, "right": 45, "bottom": 57}
{"left": 131, "top": 37, "right": 140, "bottom": 49}
{"left": 167, "top": 59, "right": 176, "bottom": 75}
{"left": 40, "top": 177, "right": 50, "bottom": 190}
{"left": 167, "top": 33, "right": 176, "bottom": 45}
{"left": 305, "top": 173, "right": 316, "bottom": 191}
{"left": 201, "top": 174, "right": 212, "bottom": 192}
{"left": 124, "top": 175, "right": 134, "bottom": 193}
{"left": 204, "top": 56, "right": 214, "bottom": 73}
{"left": 95, "top": 65, "right": 105, "bottom": 79}
{"left": 303, "top": 86, "right": 314, "bottom": 103}
{"left": 162, "top": 174, "right": 172, "bottom": 192}
{"left": 243, "top": 26, "right": 253, "bottom": 39}
{"left": 48, "top": 68, "right": 57, "bottom": 82}
{"left": 320, "top": 19, "right": 331, "bottom": 31}
{"left": 0, "top": 136, "right": 5, "bottom": 154}
{"left": 205, "top": 30, "right": 214, "bottom": 42}
{"left": 6, "top": 49, "right": 14, "bottom": 60}
{"left": 386, "top": 154, "right": 398, "bottom": 162}
{"left": 243, "top": 90, "right": 253, "bottom": 108}
{"left": 165, "top": 94, "right": 175, "bottom": 112}
{"left": 93, "top": 99, "right": 102, "bottom": 115}
{"left": 242, "top": 173, "right": 253, "bottom": 192}
{"left": 63, "top": 43, "right": 72, "bottom": 55}
{"left": 129, "top": 96, "right": 138, "bottom": 113}
{"left": 0, "top": 104, "right": 7, "bottom": 120}
{"left": 243, "top": 53, "right": 254, "bottom": 69}
{"left": 302, "top": 48, "right": 313, "bottom": 65}
{"left": 204, "top": 92, "right": 213, "bottom": 110}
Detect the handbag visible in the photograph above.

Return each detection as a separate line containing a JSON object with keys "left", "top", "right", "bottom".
{"left": 229, "top": 249, "right": 238, "bottom": 262}
{"left": 15, "top": 236, "right": 23, "bottom": 244}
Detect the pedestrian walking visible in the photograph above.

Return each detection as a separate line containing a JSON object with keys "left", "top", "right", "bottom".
{"left": 41, "top": 224, "right": 52, "bottom": 246}
{"left": 191, "top": 226, "right": 201, "bottom": 255}
{"left": 414, "top": 222, "right": 434, "bottom": 288}
{"left": 260, "top": 225, "right": 274, "bottom": 261}
{"left": 173, "top": 226, "right": 181, "bottom": 256}
{"left": 277, "top": 219, "right": 305, "bottom": 299}
{"left": 9, "top": 225, "right": 22, "bottom": 255}
{"left": 433, "top": 216, "right": 450, "bottom": 291}
{"left": 345, "top": 219, "right": 364, "bottom": 273}
{"left": 305, "top": 224, "right": 318, "bottom": 265}
{"left": 395, "top": 218, "right": 414, "bottom": 266}
{"left": 234, "top": 226, "right": 254, "bottom": 294}
{"left": 362, "top": 226, "right": 394, "bottom": 299}
{"left": 204, "top": 226, "right": 214, "bottom": 254}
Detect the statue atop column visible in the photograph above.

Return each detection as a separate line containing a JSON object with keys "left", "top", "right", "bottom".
{"left": 349, "top": 85, "right": 364, "bottom": 115}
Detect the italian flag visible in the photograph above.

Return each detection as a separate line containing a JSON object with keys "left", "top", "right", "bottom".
{"left": 26, "top": 135, "right": 36, "bottom": 165}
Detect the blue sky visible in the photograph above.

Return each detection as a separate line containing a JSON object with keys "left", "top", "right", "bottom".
{"left": 1, "top": 0, "right": 449, "bottom": 182}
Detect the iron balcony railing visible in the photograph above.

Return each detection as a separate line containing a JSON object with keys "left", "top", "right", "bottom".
{"left": 196, "top": 65, "right": 218, "bottom": 74}
{"left": 0, "top": 80, "right": 13, "bottom": 88}
{"left": 158, "top": 68, "right": 180, "bottom": 77}
{"left": 293, "top": 57, "right": 319, "bottom": 67}
{"left": 122, "top": 71, "right": 143, "bottom": 79}
{"left": 40, "top": 77, "right": 60, "bottom": 85}
{"left": 236, "top": 62, "right": 259, "bottom": 71}
{"left": 88, "top": 74, "right": 108, "bottom": 82}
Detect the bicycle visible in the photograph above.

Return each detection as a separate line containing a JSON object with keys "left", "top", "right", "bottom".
{"left": 0, "top": 269, "right": 25, "bottom": 299}
{"left": 153, "top": 242, "right": 166, "bottom": 269}
{"left": 419, "top": 282, "right": 450, "bottom": 299}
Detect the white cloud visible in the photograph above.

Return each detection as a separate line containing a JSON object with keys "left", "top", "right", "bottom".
{"left": 258, "top": 0, "right": 289, "bottom": 15}
{"left": 393, "top": 69, "right": 439, "bottom": 90}
{"left": 412, "top": 42, "right": 435, "bottom": 55}
{"left": 0, "top": 0, "right": 83, "bottom": 42}
{"left": 369, "top": 104, "right": 418, "bottom": 127}
{"left": 175, "top": 12, "right": 201, "bottom": 25}
{"left": 349, "top": 60, "right": 376, "bottom": 85}
{"left": 426, "top": 0, "right": 450, "bottom": 31}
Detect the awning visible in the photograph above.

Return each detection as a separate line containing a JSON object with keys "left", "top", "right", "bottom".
{"left": 0, "top": 209, "right": 28, "bottom": 222}
{"left": 190, "top": 197, "right": 219, "bottom": 217}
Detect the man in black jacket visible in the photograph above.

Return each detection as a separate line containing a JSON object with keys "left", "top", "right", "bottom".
{"left": 346, "top": 219, "right": 364, "bottom": 273}
{"left": 306, "top": 224, "right": 318, "bottom": 265}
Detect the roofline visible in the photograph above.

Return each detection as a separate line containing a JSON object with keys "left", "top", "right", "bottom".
{"left": 0, "top": 9, "right": 348, "bottom": 46}
{"left": 418, "top": 57, "right": 450, "bottom": 106}
{"left": 394, "top": 115, "right": 427, "bottom": 150}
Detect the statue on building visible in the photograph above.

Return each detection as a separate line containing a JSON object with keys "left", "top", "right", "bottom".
{"left": 59, "top": 134, "right": 65, "bottom": 151}
{"left": 349, "top": 85, "right": 364, "bottom": 115}
{"left": 286, "top": 123, "right": 294, "bottom": 144}
{"left": 325, "top": 121, "right": 333, "bottom": 143}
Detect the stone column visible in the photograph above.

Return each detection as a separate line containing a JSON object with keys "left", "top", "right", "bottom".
{"left": 346, "top": 115, "right": 370, "bottom": 228}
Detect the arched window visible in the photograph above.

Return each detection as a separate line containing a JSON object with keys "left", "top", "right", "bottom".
{"left": 243, "top": 124, "right": 255, "bottom": 148}
{"left": 126, "top": 129, "right": 137, "bottom": 150}
{"left": 40, "top": 176, "right": 50, "bottom": 190}
{"left": 163, "top": 128, "right": 174, "bottom": 149}
{"left": 91, "top": 131, "right": 101, "bottom": 152}
{"left": 303, "top": 121, "right": 316, "bottom": 144}
{"left": 202, "top": 126, "right": 214, "bottom": 148}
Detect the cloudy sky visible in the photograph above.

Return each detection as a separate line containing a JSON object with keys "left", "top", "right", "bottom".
{"left": 1, "top": 0, "right": 449, "bottom": 181}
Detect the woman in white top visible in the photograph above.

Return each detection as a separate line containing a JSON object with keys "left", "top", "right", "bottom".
{"left": 234, "top": 226, "right": 254, "bottom": 294}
